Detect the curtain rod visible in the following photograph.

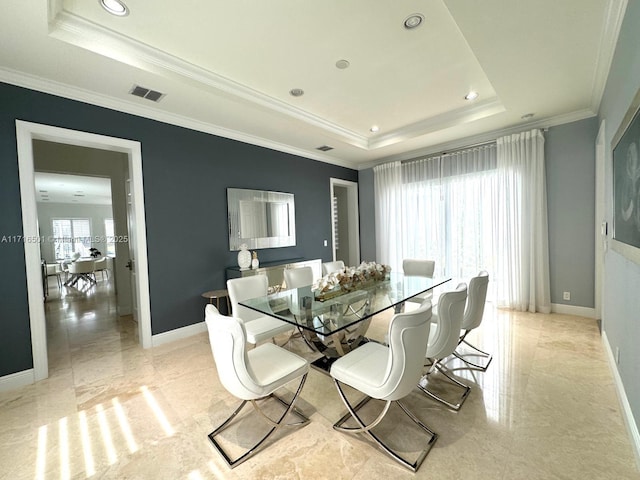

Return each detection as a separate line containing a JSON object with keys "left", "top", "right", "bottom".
{"left": 399, "top": 139, "right": 496, "bottom": 165}
{"left": 405, "top": 139, "right": 496, "bottom": 163}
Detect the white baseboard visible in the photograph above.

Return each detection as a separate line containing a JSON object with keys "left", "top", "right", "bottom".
{"left": 151, "top": 321, "right": 207, "bottom": 347}
{"left": 0, "top": 369, "right": 34, "bottom": 392}
{"left": 550, "top": 303, "right": 597, "bottom": 318}
{"left": 602, "top": 330, "right": 640, "bottom": 470}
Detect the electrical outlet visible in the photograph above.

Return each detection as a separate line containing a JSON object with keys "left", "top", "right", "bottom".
{"left": 563, "top": 291, "right": 571, "bottom": 301}
{"left": 616, "top": 347, "right": 621, "bottom": 364}
{"left": 323, "top": 240, "right": 328, "bottom": 247}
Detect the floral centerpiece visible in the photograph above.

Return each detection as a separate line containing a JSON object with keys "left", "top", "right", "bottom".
{"left": 312, "top": 261, "right": 391, "bottom": 300}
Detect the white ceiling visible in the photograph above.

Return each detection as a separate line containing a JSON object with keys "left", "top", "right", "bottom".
{"left": 0, "top": 0, "right": 627, "bottom": 169}
{"left": 35, "top": 172, "right": 112, "bottom": 205}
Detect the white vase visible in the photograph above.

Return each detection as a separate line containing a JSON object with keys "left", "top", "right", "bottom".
{"left": 237, "top": 244, "right": 251, "bottom": 270}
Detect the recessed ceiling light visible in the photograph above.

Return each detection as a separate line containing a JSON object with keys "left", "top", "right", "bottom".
{"left": 521, "top": 113, "right": 535, "bottom": 120}
{"left": 335, "top": 60, "right": 350, "bottom": 69}
{"left": 464, "top": 91, "right": 479, "bottom": 101}
{"left": 289, "top": 88, "right": 304, "bottom": 97}
{"left": 404, "top": 13, "right": 424, "bottom": 29}
{"left": 99, "top": 0, "right": 129, "bottom": 16}
{"left": 370, "top": 125, "right": 380, "bottom": 133}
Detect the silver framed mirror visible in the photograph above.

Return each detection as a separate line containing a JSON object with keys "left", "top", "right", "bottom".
{"left": 227, "top": 188, "right": 296, "bottom": 250}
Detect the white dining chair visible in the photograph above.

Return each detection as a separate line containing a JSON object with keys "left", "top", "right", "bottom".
{"left": 227, "top": 275, "right": 295, "bottom": 345}
{"left": 66, "top": 260, "right": 96, "bottom": 289}
{"left": 403, "top": 259, "right": 436, "bottom": 305}
{"left": 330, "top": 299, "right": 437, "bottom": 472}
{"left": 204, "top": 305, "right": 310, "bottom": 468}
{"left": 418, "top": 283, "right": 470, "bottom": 411}
{"left": 453, "top": 271, "right": 491, "bottom": 371}
{"left": 93, "top": 256, "right": 109, "bottom": 281}
{"left": 322, "top": 260, "right": 345, "bottom": 276}
{"left": 44, "top": 263, "right": 63, "bottom": 291}
{"left": 283, "top": 266, "right": 314, "bottom": 289}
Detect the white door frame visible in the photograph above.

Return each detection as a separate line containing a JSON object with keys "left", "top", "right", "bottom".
{"left": 16, "top": 120, "right": 152, "bottom": 382}
{"left": 595, "top": 119, "right": 606, "bottom": 322}
{"left": 329, "top": 178, "right": 360, "bottom": 264}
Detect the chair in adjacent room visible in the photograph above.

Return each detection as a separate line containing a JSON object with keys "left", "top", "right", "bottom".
{"left": 322, "top": 260, "right": 345, "bottom": 276}
{"left": 44, "top": 263, "right": 63, "bottom": 294}
{"left": 418, "top": 283, "right": 470, "bottom": 411}
{"left": 402, "top": 259, "right": 436, "bottom": 306}
{"left": 227, "top": 275, "right": 295, "bottom": 346}
{"left": 93, "top": 256, "right": 109, "bottom": 281}
{"left": 452, "top": 271, "right": 491, "bottom": 371}
{"left": 204, "top": 305, "right": 310, "bottom": 468}
{"left": 330, "top": 299, "right": 437, "bottom": 472}
{"left": 66, "top": 260, "right": 96, "bottom": 289}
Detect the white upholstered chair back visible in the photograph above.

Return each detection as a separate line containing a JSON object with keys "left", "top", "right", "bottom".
{"left": 402, "top": 259, "right": 435, "bottom": 277}
{"left": 322, "top": 260, "right": 345, "bottom": 275}
{"left": 461, "top": 271, "right": 489, "bottom": 331}
{"left": 379, "top": 300, "right": 432, "bottom": 401}
{"left": 205, "top": 305, "right": 262, "bottom": 400}
{"left": 68, "top": 260, "right": 95, "bottom": 274}
{"left": 426, "top": 283, "right": 467, "bottom": 361}
{"left": 227, "top": 275, "right": 269, "bottom": 322}
{"left": 284, "top": 266, "right": 314, "bottom": 289}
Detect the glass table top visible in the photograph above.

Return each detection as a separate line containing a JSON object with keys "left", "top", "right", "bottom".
{"left": 239, "top": 272, "right": 451, "bottom": 336}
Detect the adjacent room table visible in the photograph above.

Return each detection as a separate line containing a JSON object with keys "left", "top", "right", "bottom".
{"left": 240, "top": 272, "right": 450, "bottom": 370}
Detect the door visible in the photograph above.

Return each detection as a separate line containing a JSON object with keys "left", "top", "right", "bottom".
{"left": 126, "top": 178, "right": 138, "bottom": 322}
{"left": 330, "top": 178, "right": 360, "bottom": 265}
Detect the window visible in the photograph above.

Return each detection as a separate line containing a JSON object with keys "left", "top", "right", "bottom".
{"left": 374, "top": 144, "right": 497, "bottom": 280}
{"left": 104, "top": 218, "right": 115, "bottom": 256}
{"left": 52, "top": 218, "right": 91, "bottom": 259}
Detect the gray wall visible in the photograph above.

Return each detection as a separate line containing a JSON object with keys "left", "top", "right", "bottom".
{"left": 0, "top": 81, "right": 357, "bottom": 378}
{"left": 357, "top": 168, "right": 376, "bottom": 262}
{"left": 545, "top": 117, "right": 599, "bottom": 307}
{"left": 598, "top": 0, "right": 640, "bottom": 435}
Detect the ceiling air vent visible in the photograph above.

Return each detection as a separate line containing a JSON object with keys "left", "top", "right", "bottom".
{"left": 316, "top": 145, "right": 334, "bottom": 152}
{"left": 130, "top": 85, "right": 165, "bottom": 102}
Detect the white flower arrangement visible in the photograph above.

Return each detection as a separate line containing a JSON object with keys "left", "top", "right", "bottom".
{"left": 312, "top": 261, "right": 391, "bottom": 299}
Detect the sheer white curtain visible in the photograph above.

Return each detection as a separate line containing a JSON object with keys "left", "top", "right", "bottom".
{"left": 374, "top": 145, "right": 496, "bottom": 278}
{"left": 496, "top": 129, "right": 550, "bottom": 312}
{"left": 373, "top": 129, "right": 551, "bottom": 313}
{"left": 374, "top": 161, "right": 403, "bottom": 269}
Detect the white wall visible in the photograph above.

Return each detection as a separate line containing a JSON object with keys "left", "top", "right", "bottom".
{"left": 37, "top": 202, "right": 114, "bottom": 262}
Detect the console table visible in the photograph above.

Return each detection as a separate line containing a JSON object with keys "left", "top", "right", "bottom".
{"left": 226, "top": 258, "right": 322, "bottom": 292}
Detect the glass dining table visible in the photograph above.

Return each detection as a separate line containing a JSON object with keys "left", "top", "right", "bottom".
{"left": 239, "top": 272, "right": 451, "bottom": 370}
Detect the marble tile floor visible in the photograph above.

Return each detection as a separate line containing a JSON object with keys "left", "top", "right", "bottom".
{"left": 1, "top": 280, "right": 639, "bottom": 479}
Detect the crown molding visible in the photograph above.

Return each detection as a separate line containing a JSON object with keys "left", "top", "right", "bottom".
{"left": 49, "top": 9, "right": 371, "bottom": 148}
{"left": 358, "top": 107, "right": 597, "bottom": 170}
{"left": 0, "top": 67, "right": 358, "bottom": 170}
{"left": 47, "top": 5, "right": 507, "bottom": 152}
{"left": 368, "top": 97, "right": 505, "bottom": 150}
{"left": 590, "top": 0, "right": 628, "bottom": 112}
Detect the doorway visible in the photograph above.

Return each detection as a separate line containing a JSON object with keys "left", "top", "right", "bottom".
{"left": 330, "top": 178, "right": 360, "bottom": 266}
{"left": 16, "top": 121, "right": 152, "bottom": 383}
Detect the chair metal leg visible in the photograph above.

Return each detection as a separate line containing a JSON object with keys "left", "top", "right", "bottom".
{"left": 208, "top": 373, "right": 309, "bottom": 469}
{"left": 417, "top": 362, "right": 471, "bottom": 411}
{"left": 332, "top": 379, "right": 437, "bottom": 472}
{"left": 453, "top": 333, "right": 493, "bottom": 372}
